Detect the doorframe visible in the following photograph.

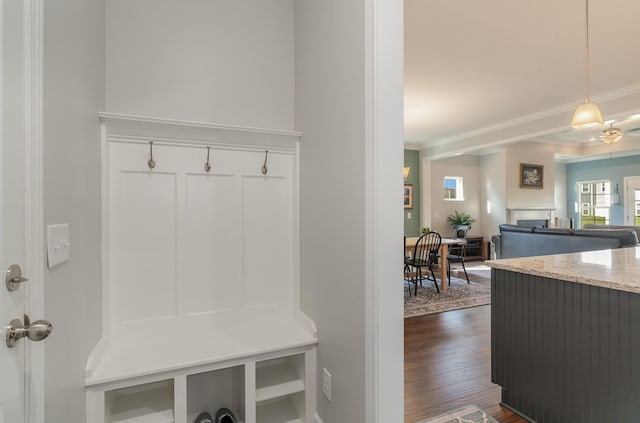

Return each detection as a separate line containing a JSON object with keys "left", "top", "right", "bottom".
{"left": 623, "top": 176, "right": 640, "bottom": 226}
{"left": 364, "top": 0, "right": 404, "bottom": 422}
{"left": 23, "top": 0, "right": 45, "bottom": 421}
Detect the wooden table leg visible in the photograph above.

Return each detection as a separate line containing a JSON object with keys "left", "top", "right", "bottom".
{"left": 440, "top": 244, "right": 448, "bottom": 291}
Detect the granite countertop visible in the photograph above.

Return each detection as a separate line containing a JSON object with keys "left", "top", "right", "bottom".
{"left": 487, "top": 246, "right": 640, "bottom": 294}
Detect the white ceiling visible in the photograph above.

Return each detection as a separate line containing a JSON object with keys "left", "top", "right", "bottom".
{"left": 404, "top": 0, "right": 640, "bottom": 161}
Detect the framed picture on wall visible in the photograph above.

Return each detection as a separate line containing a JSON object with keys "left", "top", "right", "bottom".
{"left": 519, "top": 163, "right": 544, "bottom": 189}
{"left": 404, "top": 184, "right": 414, "bottom": 209}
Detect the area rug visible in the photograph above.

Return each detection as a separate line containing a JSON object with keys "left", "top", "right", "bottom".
{"left": 416, "top": 405, "right": 498, "bottom": 423}
{"left": 404, "top": 272, "right": 491, "bottom": 318}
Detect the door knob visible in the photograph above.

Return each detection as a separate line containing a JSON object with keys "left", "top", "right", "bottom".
{"left": 6, "top": 264, "right": 28, "bottom": 292}
{"left": 5, "top": 315, "right": 53, "bottom": 348}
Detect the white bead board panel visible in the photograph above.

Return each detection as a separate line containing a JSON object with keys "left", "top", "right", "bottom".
{"left": 109, "top": 141, "right": 293, "bottom": 336}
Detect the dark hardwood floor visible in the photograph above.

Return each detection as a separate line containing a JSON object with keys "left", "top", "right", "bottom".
{"left": 404, "top": 304, "right": 527, "bottom": 423}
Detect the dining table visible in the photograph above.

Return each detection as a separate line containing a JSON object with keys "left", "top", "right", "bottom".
{"left": 405, "top": 236, "right": 466, "bottom": 292}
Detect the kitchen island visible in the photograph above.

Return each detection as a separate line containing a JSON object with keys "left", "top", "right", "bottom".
{"left": 487, "top": 247, "right": 640, "bottom": 423}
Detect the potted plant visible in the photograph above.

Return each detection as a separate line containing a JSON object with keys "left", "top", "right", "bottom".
{"left": 419, "top": 226, "right": 430, "bottom": 235}
{"left": 446, "top": 210, "right": 476, "bottom": 238}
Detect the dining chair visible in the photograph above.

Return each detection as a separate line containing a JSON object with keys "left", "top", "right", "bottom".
{"left": 404, "top": 236, "right": 412, "bottom": 296}
{"left": 404, "top": 232, "right": 441, "bottom": 295}
{"left": 447, "top": 232, "right": 470, "bottom": 285}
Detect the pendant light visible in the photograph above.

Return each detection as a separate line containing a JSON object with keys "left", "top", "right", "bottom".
{"left": 571, "top": 0, "right": 604, "bottom": 128}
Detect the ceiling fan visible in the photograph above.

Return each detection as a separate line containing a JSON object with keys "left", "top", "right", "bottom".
{"left": 597, "top": 113, "right": 640, "bottom": 143}
{"left": 600, "top": 123, "right": 624, "bottom": 143}
{"left": 544, "top": 113, "right": 640, "bottom": 143}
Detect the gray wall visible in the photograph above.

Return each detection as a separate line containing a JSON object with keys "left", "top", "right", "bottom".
{"left": 504, "top": 142, "right": 556, "bottom": 208}
{"left": 295, "top": 1, "right": 367, "bottom": 419}
{"left": 43, "top": 0, "right": 105, "bottom": 420}
{"left": 295, "top": 1, "right": 405, "bottom": 421}
{"left": 106, "top": 0, "right": 295, "bottom": 129}
{"left": 296, "top": 0, "right": 405, "bottom": 420}
{"left": 428, "top": 155, "right": 482, "bottom": 237}
{"left": 554, "top": 163, "right": 568, "bottom": 228}
{"left": 480, "top": 151, "right": 507, "bottom": 241}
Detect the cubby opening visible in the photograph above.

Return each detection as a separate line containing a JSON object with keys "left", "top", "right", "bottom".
{"left": 256, "top": 391, "right": 305, "bottom": 423}
{"left": 105, "top": 379, "right": 174, "bottom": 423}
{"left": 187, "top": 366, "right": 245, "bottom": 423}
{"left": 255, "top": 354, "right": 305, "bottom": 422}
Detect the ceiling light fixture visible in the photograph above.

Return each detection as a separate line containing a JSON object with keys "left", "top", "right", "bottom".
{"left": 571, "top": 0, "right": 604, "bottom": 129}
{"left": 600, "top": 124, "right": 624, "bottom": 143}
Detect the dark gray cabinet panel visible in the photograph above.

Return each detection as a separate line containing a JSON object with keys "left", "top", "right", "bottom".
{"left": 491, "top": 269, "right": 640, "bottom": 422}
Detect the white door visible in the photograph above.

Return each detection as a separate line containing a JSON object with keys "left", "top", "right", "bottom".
{"left": 624, "top": 176, "right": 640, "bottom": 226}
{"left": 1, "top": 0, "right": 27, "bottom": 420}
{"left": 1, "top": 0, "right": 50, "bottom": 421}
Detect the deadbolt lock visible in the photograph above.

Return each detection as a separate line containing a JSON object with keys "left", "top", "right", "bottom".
{"left": 5, "top": 264, "right": 28, "bottom": 292}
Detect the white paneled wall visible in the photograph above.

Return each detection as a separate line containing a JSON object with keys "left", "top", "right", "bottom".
{"left": 108, "top": 139, "right": 294, "bottom": 338}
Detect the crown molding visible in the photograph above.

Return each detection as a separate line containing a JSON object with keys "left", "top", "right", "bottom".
{"left": 431, "top": 83, "right": 640, "bottom": 147}
{"left": 419, "top": 83, "right": 640, "bottom": 160}
{"left": 403, "top": 143, "right": 422, "bottom": 150}
{"left": 98, "top": 112, "right": 302, "bottom": 150}
{"left": 99, "top": 112, "right": 302, "bottom": 137}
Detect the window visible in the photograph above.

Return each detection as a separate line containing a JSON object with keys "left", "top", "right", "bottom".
{"left": 578, "top": 180, "right": 610, "bottom": 227}
{"left": 444, "top": 176, "right": 464, "bottom": 201}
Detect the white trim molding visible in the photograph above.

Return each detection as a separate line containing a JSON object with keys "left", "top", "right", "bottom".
{"left": 365, "top": 0, "right": 405, "bottom": 422}
{"left": 24, "top": 0, "right": 45, "bottom": 422}
{"left": 507, "top": 207, "right": 556, "bottom": 226}
{"left": 98, "top": 112, "right": 302, "bottom": 150}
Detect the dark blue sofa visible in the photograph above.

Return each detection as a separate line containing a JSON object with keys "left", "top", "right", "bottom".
{"left": 491, "top": 224, "right": 639, "bottom": 259}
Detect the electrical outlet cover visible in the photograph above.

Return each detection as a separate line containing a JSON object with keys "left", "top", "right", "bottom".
{"left": 322, "top": 368, "right": 332, "bottom": 401}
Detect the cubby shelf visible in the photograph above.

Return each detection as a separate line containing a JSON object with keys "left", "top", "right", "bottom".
{"left": 464, "top": 236, "right": 487, "bottom": 261}
{"left": 256, "top": 397, "right": 303, "bottom": 423}
{"left": 255, "top": 354, "right": 306, "bottom": 423}
{"left": 256, "top": 357, "right": 305, "bottom": 402}
{"left": 89, "top": 347, "right": 315, "bottom": 423}
{"left": 187, "top": 366, "right": 245, "bottom": 423}
{"left": 106, "top": 380, "right": 174, "bottom": 423}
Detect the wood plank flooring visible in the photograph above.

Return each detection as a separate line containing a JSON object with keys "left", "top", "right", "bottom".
{"left": 404, "top": 304, "right": 527, "bottom": 423}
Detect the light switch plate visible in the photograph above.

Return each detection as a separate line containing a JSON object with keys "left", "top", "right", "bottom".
{"left": 47, "top": 223, "right": 70, "bottom": 268}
